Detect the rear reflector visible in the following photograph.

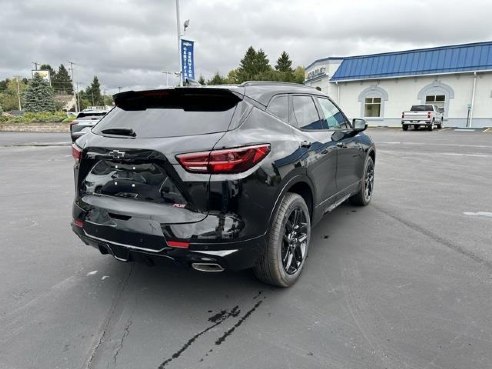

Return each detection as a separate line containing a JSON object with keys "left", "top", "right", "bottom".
{"left": 167, "top": 240, "right": 190, "bottom": 249}
{"left": 176, "top": 144, "right": 270, "bottom": 174}
{"left": 73, "top": 219, "right": 84, "bottom": 228}
{"left": 72, "top": 144, "right": 82, "bottom": 162}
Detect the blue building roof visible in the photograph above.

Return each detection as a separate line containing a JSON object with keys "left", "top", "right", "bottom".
{"left": 330, "top": 41, "right": 492, "bottom": 82}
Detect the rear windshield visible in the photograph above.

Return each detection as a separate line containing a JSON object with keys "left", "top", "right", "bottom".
{"left": 93, "top": 90, "right": 241, "bottom": 138}
{"left": 410, "top": 105, "right": 434, "bottom": 111}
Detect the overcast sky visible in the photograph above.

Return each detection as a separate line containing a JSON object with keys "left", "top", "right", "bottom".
{"left": 1, "top": 0, "right": 492, "bottom": 94}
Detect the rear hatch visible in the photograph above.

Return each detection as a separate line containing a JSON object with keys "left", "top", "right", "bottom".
{"left": 75, "top": 88, "right": 246, "bottom": 248}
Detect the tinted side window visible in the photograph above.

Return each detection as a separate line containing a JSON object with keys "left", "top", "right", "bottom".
{"left": 292, "top": 96, "right": 325, "bottom": 130}
{"left": 316, "top": 97, "right": 349, "bottom": 129}
{"left": 267, "top": 95, "right": 289, "bottom": 123}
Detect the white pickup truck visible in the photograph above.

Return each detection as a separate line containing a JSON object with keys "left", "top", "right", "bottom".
{"left": 401, "top": 105, "right": 444, "bottom": 131}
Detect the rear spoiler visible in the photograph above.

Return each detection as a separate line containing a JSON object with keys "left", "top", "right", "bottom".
{"left": 113, "top": 88, "right": 244, "bottom": 111}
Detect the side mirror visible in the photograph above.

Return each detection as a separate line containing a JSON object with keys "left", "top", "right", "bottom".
{"left": 353, "top": 118, "right": 367, "bottom": 132}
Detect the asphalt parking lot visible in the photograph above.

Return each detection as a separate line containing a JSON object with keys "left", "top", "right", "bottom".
{"left": 1, "top": 129, "right": 491, "bottom": 369}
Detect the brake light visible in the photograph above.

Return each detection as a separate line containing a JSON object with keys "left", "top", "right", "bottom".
{"left": 167, "top": 240, "right": 189, "bottom": 249}
{"left": 176, "top": 144, "right": 271, "bottom": 174}
{"left": 427, "top": 112, "right": 431, "bottom": 118}
{"left": 73, "top": 219, "right": 84, "bottom": 228}
{"left": 72, "top": 144, "right": 82, "bottom": 162}
{"left": 401, "top": 113, "right": 404, "bottom": 119}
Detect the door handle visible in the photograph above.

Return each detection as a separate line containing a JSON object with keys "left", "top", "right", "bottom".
{"left": 300, "top": 140, "right": 312, "bottom": 148}
{"left": 336, "top": 142, "right": 347, "bottom": 148}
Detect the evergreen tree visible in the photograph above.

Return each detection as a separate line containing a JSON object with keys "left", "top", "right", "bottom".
{"left": 52, "top": 64, "right": 73, "bottom": 95}
{"left": 23, "top": 73, "right": 55, "bottom": 112}
{"left": 85, "top": 76, "right": 103, "bottom": 106}
{"left": 0, "top": 104, "right": 3, "bottom": 114}
{"left": 275, "top": 51, "right": 294, "bottom": 73}
{"left": 254, "top": 49, "right": 271, "bottom": 75}
{"left": 236, "top": 46, "right": 258, "bottom": 82}
{"left": 198, "top": 75, "right": 206, "bottom": 85}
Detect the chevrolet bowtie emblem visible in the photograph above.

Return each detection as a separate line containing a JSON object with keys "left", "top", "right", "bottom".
{"left": 108, "top": 150, "right": 126, "bottom": 159}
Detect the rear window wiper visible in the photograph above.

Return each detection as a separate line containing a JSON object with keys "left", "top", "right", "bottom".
{"left": 100, "top": 128, "right": 136, "bottom": 137}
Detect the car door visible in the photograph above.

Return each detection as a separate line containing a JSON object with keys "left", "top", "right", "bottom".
{"left": 290, "top": 95, "right": 338, "bottom": 207}
{"left": 315, "top": 96, "right": 364, "bottom": 193}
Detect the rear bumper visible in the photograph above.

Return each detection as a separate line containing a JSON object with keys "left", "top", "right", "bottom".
{"left": 71, "top": 218, "right": 266, "bottom": 271}
{"left": 401, "top": 120, "right": 432, "bottom": 125}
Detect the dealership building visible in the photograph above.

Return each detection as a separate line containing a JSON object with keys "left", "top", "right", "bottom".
{"left": 304, "top": 41, "right": 492, "bottom": 128}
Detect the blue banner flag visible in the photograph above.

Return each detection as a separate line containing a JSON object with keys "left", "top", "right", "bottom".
{"left": 180, "top": 39, "right": 195, "bottom": 82}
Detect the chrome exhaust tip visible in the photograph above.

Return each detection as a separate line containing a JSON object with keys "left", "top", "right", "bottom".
{"left": 191, "top": 263, "right": 225, "bottom": 273}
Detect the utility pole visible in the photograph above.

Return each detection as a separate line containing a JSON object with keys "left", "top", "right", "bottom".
{"left": 32, "top": 62, "right": 39, "bottom": 71}
{"left": 118, "top": 87, "right": 122, "bottom": 93}
{"left": 68, "top": 61, "right": 78, "bottom": 113}
{"left": 15, "top": 76, "right": 22, "bottom": 111}
{"left": 76, "top": 82, "right": 81, "bottom": 112}
{"left": 176, "top": 0, "right": 183, "bottom": 86}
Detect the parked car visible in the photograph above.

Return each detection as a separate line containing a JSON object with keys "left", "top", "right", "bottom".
{"left": 401, "top": 104, "right": 444, "bottom": 131}
{"left": 70, "top": 109, "right": 110, "bottom": 142}
{"left": 71, "top": 82, "right": 376, "bottom": 287}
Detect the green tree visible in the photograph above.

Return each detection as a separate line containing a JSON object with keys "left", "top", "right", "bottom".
{"left": 85, "top": 76, "right": 103, "bottom": 106}
{"left": 207, "top": 72, "right": 228, "bottom": 85}
{"left": 275, "top": 51, "right": 294, "bottom": 73}
{"left": 226, "top": 69, "right": 239, "bottom": 84}
{"left": 23, "top": 73, "right": 55, "bottom": 112}
{"left": 0, "top": 78, "right": 28, "bottom": 111}
{"left": 198, "top": 75, "right": 206, "bottom": 85}
{"left": 292, "top": 66, "right": 306, "bottom": 84}
{"left": 236, "top": 46, "right": 258, "bottom": 82}
{"left": 52, "top": 64, "right": 73, "bottom": 95}
{"left": 254, "top": 49, "right": 271, "bottom": 75}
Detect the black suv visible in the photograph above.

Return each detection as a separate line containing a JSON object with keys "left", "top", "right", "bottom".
{"left": 71, "top": 82, "right": 375, "bottom": 287}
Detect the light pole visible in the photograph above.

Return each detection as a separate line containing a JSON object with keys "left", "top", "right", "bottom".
{"left": 68, "top": 61, "right": 78, "bottom": 113}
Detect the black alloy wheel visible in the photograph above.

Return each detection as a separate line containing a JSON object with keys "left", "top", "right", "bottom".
{"left": 350, "top": 156, "right": 375, "bottom": 206}
{"left": 363, "top": 159, "right": 375, "bottom": 203}
{"left": 281, "top": 207, "right": 309, "bottom": 275}
{"left": 254, "top": 193, "right": 311, "bottom": 287}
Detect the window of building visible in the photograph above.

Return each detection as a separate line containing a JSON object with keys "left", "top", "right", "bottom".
{"left": 267, "top": 95, "right": 289, "bottom": 123}
{"left": 425, "top": 95, "right": 446, "bottom": 111}
{"left": 364, "top": 97, "right": 382, "bottom": 117}
{"left": 292, "top": 95, "right": 325, "bottom": 130}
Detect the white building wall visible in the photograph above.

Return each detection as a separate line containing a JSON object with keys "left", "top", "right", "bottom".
{"left": 305, "top": 65, "right": 492, "bottom": 127}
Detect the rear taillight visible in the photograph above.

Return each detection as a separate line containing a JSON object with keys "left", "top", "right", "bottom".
{"left": 72, "top": 143, "right": 82, "bottom": 162}
{"left": 401, "top": 113, "right": 404, "bottom": 119}
{"left": 427, "top": 112, "right": 431, "bottom": 118}
{"left": 176, "top": 144, "right": 271, "bottom": 174}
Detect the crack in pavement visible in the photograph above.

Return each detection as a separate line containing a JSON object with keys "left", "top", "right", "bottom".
{"left": 83, "top": 264, "right": 134, "bottom": 369}
{"left": 112, "top": 318, "right": 133, "bottom": 368}
{"left": 373, "top": 204, "right": 492, "bottom": 270}
{"left": 158, "top": 291, "right": 265, "bottom": 369}
{"left": 214, "top": 298, "right": 264, "bottom": 346}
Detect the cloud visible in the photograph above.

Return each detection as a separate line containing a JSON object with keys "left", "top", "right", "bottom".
{"left": 1, "top": 0, "right": 491, "bottom": 94}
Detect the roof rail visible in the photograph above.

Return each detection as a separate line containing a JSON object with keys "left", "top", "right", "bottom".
{"left": 239, "top": 81, "right": 310, "bottom": 88}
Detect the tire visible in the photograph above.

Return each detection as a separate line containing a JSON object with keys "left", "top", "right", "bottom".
{"left": 254, "top": 193, "right": 311, "bottom": 287}
{"left": 427, "top": 123, "right": 433, "bottom": 131}
{"left": 350, "top": 156, "right": 375, "bottom": 206}
{"left": 414, "top": 125, "right": 419, "bottom": 130}
{"left": 402, "top": 125, "right": 408, "bottom": 131}
{"left": 437, "top": 119, "right": 443, "bottom": 129}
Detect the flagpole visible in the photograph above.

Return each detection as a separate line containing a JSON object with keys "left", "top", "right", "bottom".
{"left": 176, "top": 0, "right": 183, "bottom": 86}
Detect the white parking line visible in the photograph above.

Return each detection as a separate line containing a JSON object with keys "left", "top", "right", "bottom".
{"left": 379, "top": 142, "right": 492, "bottom": 148}
{"left": 463, "top": 212, "right": 492, "bottom": 218}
